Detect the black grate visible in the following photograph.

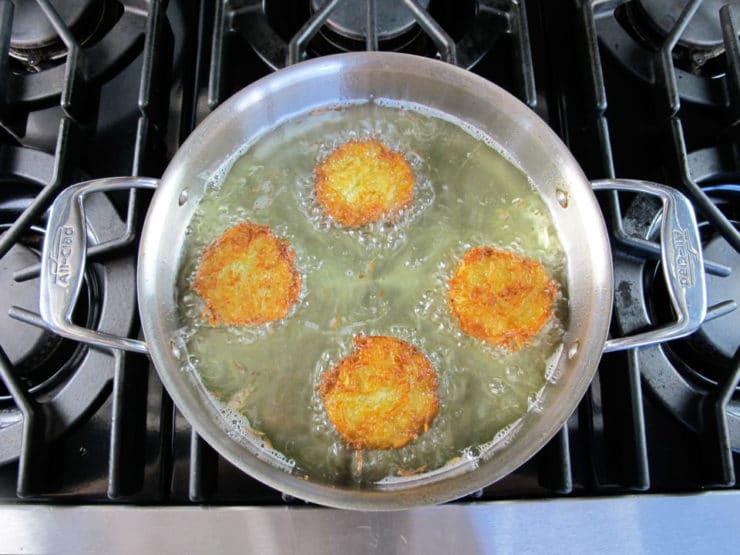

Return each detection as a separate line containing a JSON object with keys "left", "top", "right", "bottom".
{"left": 544, "top": 0, "right": 739, "bottom": 491}
{"left": 0, "top": 0, "right": 175, "bottom": 500}
{"left": 0, "top": 0, "right": 737, "bottom": 505}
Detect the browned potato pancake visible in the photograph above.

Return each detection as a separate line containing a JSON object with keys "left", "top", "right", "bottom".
{"left": 193, "top": 221, "right": 302, "bottom": 326}
{"left": 314, "top": 139, "right": 415, "bottom": 227}
{"left": 319, "top": 336, "right": 439, "bottom": 450}
{"left": 447, "top": 246, "right": 557, "bottom": 351}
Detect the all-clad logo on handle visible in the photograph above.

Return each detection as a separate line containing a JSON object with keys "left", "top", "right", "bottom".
{"left": 672, "top": 227, "right": 698, "bottom": 288}
{"left": 49, "top": 225, "right": 74, "bottom": 286}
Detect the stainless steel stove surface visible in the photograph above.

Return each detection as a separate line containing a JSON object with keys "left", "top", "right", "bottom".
{"left": 0, "top": 0, "right": 738, "bottom": 552}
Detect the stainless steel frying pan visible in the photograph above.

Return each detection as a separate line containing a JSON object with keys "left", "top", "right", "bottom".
{"left": 22, "top": 53, "right": 706, "bottom": 509}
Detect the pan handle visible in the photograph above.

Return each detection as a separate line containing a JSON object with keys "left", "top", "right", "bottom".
{"left": 591, "top": 179, "right": 707, "bottom": 353}
{"left": 36, "top": 177, "right": 158, "bottom": 355}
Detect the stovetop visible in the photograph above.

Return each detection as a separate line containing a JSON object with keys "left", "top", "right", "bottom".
{"left": 0, "top": 0, "right": 738, "bottom": 510}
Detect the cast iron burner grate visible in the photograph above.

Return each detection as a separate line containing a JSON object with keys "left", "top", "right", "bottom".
{"left": 9, "top": 0, "right": 118, "bottom": 72}
{"left": 0, "top": 0, "right": 171, "bottom": 500}
{"left": 613, "top": 181, "right": 739, "bottom": 461}
{"left": 593, "top": 0, "right": 740, "bottom": 108}
{"left": 0, "top": 145, "right": 137, "bottom": 491}
{"left": 308, "top": 0, "right": 433, "bottom": 54}
{"left": 651, "top": 185, "right": 738, "bottom": 384}
{"left": 211, "top": 0, "right": 535, "bottom": 109}
{"left": 3, "top": 0, "right": 147, "bottom": 101}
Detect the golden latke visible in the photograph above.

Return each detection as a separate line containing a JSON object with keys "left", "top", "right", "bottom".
{"left": 314, "top": 139, "right": 415, "bottom": 227}
{"left": 193, "top": 221, "right": 302, "bottom": 326}
{"left": 319, "top": 336, "right": 439, "bottom": 450}
{"left": 447, "top": 246, "right": 557, "bottom": 351}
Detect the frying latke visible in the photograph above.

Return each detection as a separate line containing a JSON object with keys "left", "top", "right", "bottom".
{"left": 447, "top": 246, "right": 557, "bottom": 351}
{"left": 193, "top": 221, "right": 302, "bottom": 326}
{"left": 319, "top": 336, "right": 439, "bottom": 450}
{"left": 314, "top": 139, "right": 415, "bottom": 227}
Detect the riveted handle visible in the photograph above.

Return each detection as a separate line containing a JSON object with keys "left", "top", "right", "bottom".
{"left": 592, "top": 179, "right": 707, "bottom": 353}
{"left": 40, "top": 177, "right": 159, "bottom": 354}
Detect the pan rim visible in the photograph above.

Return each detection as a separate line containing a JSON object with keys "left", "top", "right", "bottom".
{"left": 138, "top": 51, "right": 612, "bottom": 510}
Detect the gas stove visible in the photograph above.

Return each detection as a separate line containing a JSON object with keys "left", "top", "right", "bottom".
{"left": 1, "top": 1, "right": 738, "bottom": 552}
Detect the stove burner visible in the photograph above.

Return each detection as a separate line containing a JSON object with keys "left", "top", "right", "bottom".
{"left": 593, "top": 1, "right": 733, "bottom": 106}
{"left": 3, "top": 0, "right": 145, "bottom": 104}
{"left": 234, "top": 0, "right": 500, "bottom": 71}
{"left": 0, "top": 224, "right": 97, "bottom": 403}
{"left": 0, "top": 146, "right": 136, "bottom": 464}
{"left": 9, "top": 0, "right": 105, "bottom": 69}
{"left": 636, "top": 0, "right": 727, "bottom": 50}
{"left": 2, "top": 1, "right": 184, "bottom": 164}
{"left": 612, "top": 149, "right": 739, "bottom": 445}
{"left": 620, "top": 0, "right": 730, "bottom": 77}
{"left": 310, "top": 0, "right": 429, "bottom": 42}
{"left": 0, "top": 238, "right": 60, "bottom": 376}
{"left": 645, "top": 186, "right": 738, "bottom": 386}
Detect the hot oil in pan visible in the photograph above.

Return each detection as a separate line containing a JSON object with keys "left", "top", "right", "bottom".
{"left": 177, "top": 101, "right": 569, "bottom": 485}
